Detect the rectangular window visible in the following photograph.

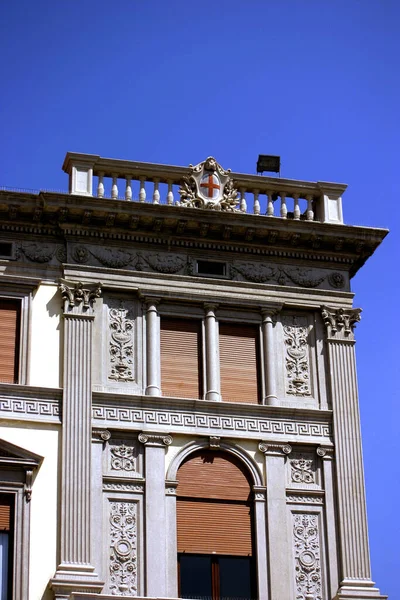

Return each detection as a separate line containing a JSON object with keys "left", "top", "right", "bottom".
{"left": 219, "top": 323, "right": 260, "bottom": 404}
{"left": 160, "top": 318, "right": 202, "bottom": 399}
{"left": 0, "top": 299, "right": 21, "bottom": 384}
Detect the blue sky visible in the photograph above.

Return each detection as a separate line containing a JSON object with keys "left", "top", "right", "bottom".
{"left": 1, "top": 0, "right": 399, "bottom": 595}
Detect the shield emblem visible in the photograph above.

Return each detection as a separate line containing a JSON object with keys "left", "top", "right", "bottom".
{"left": 199, "top": 172, "right": 221, "bottom": 201}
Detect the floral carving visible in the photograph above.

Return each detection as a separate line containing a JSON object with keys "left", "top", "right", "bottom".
{"left": 110, "top": 444, "right": 136, "bottom": 472}
{"left": 284, "top": 268, "right": 325, "bottom": 288}
{"left": 293, "top": 514, "right": 322, "bottom": 600}
{"left": 283, "top": 316, "right": 311, "bottom": 397}
{"left": 290, "top": 454, "right": 316, "bottom": 484}
{"left": 322, "top": 306, "right": 361, "bottom": 339}
{"left": 145, "top": 253, "right": 186, "bottom": 274}
{"left": 328, "top": 272, "right": 345, "bottom": 289}
{"left": 232, "top": 263, "right": 283, "bottom": 284}
{"left": 109, "top": 501, "right": 137, "bottom": 596}
{"left": 20, "top": 243, "right": 55, "bottom": 263}
{"left": 178, "top": 156, "right": 238, "bottom": 211}
{"left": 109, "top": 308, "right": 134, "bottom": 382}
{"left": 72, "top": 245, "right": 89, "bottom": 263}
{"left": 90, "top": 247, "right": 134, "bottom": 269}
{"left": 59, "top": 281, "right": 102, "bottom": 311}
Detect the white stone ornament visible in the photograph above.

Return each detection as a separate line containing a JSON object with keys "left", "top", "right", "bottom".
{"left": 178, "top": 156, "right": 239, "bottom": 211}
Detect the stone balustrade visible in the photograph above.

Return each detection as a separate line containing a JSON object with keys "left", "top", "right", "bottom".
{"left": 62, "top": 152, "right": 346, "bottom": 224}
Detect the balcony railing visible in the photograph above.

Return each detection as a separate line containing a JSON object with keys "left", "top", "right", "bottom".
{"left": 62, "top": 152, "right": 346, "bottom": 225}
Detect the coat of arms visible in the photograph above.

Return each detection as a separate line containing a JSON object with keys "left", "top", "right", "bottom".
{"left": 178, "top": 157, "right": 238, "bottom": 211}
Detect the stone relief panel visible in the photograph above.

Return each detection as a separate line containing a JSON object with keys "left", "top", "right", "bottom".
{"left": 109, "top": 307, "right": 135, "bottom": 382}
{"left": 282, "top": 316, "right": 312, "bottom": 397}
{"left": 105, "top": 438, "right": 141, "bottom": 478}
{"left": 292, "top": 513, "right": 323, "bottom": 600}
{"left": 287, "top": 452, "right": 320, "bottom": 490}
{"left": 109, "top": 501, "right": 137, "bottom": 596}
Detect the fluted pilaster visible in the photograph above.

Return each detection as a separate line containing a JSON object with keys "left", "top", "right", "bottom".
{"left": 51, "top": 281, "right": 103, "bottom": 598}
{"left": 322, "top": 306, "right": 386, "bottom": 599}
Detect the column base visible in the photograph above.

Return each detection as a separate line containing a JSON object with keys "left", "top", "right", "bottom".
{"left": 51, "top": 565, "right": 104, "bottom": 599}
{"left": 335, "top": 579, "right": 388, "bottom": 600}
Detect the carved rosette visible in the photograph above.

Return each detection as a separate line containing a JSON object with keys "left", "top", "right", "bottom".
{"left": 109, "top": 307, "right": 134, "bottom": 382}
{"left": 290, "top": 454, "right": 316, "bottom": 484}
{"left": 59, "top": 280, "right": 102, "bottom": 314}
{"left": 178, "top": 156, "right": 238, "bottom": 211}
{"left": 282, "top": 316, "right": 311, "bottom": 397}
{"left": 109, "top": 501, "right": 137, "bottom": 596}
{"left": 321, "top": 305, "right": 361, "bottom": 341}
{"left": 292, "top": 514, "right": 322, "bottom": 600}
{"left": 110, "top": 444, "right": 136, "bottom": 472}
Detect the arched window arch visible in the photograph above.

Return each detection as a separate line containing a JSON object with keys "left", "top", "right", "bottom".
{"left": 176, "top": 449, "right": 257, "bottom": 600}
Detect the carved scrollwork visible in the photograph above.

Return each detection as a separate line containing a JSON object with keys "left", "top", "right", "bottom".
{"left": 293, "top": 514, "right": 322, "bottom": 600}
{"left": 109, "top": 501, "right": 137, "bottom": 596}
{"left": 282, "top": 316, "right": 311, "bottom": 397}
{"left": 110, "top": 444, "right": 136, "bottom": 472}
{"left": 178, "top": 156, "right": 238, "bottom": 211}
{"left": 109, "top": 307, "right": 134, "bottom": 382}
{"left": 138, "top": 432, "right": 173, "bottom": 447}
{"left": 290, "top": 454, "right": 316, "bottom": 484}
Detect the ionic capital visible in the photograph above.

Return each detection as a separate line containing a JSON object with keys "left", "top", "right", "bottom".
{"left": 259, "top": 441, "right": 292, "bottom": 456}
{"left": 138, "top": 432, "right": 173, "bottom": 447}
{"left": 321, "top": 305, "right": 361, "bottom": 341}
{"left": 316, "top": 445, "right": 334, "bottom": 460}
{"left": 59, "top": 279, "right": 101, "bottom": 315}
{"left": 92, "top": 429, "right": 111, "bottom": 444}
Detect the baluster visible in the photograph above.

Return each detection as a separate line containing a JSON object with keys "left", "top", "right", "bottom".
{"left": 125, "top": 176, "right": 132, "bottom": 201}
{"left": 280, "top": 192, "right": 287, "bottom": 219}
{"left": 111, "top": 174, "right": 118, "bottom": 200}
{"left": 253, "top": 189, "right": 260, "bottom": 215}
{"left": 167, "top": 181, "right": 174, "bottom": 205}
{"left": 97, "top": 173, "right": 104, "bottom": 198}
{"left": 266, "top": 190, "right": 274, "bottom": 216}
{"left": 153, "top": 179, "right": 160, "bottom": 204}
{"left": 293, "top": 193, "right": 300, "bottom": 220}
{"left": 240, "top": 188, "right": 247, "bottom": 213}
{"left": 306, "top": 194, "right": 314, "bottom": 221}
{"left": 139, "top": 178, "right": 146, "bottom": 203}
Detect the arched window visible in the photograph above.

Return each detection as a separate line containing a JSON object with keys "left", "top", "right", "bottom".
{"left": 176, "top": 450, "right": 256, "bottom": 600}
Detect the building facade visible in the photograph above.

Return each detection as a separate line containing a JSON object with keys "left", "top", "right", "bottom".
{"left": 0, "top": 153, "right": 388, "bottom": 600}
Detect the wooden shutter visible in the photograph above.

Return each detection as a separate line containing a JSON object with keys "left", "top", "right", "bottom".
{"left": 219, "top": 323, "right": 260, "bottom": 404}
{"left": 177, "top": 451, "right": 253, "bottom": 556}
{"left": 177, "top": 500, "right": 252, "bottom": 555}
{"left": 0, "top": 495, "right": 12, "bottom": 531}
{"left": 0, "top": 299, "right": 20, "bottom": 384}
{"left": 160, "top": 318, "right": 202, "bottom": 399}
{"left": 177, "top": 451, "right": 251, "bottom": 501}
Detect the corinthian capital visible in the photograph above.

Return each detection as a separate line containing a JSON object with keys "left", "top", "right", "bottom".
{"left": 321, "top": 305, "right": 361, "bottom": 340}
{"left": 59, "top": 279, "right": 102, "bottom": 314}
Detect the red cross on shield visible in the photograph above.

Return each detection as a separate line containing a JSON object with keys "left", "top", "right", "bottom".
{"left": 199, "top": 173, "right": 220, "bottom": 200}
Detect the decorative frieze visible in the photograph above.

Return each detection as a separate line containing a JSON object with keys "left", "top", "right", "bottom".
{"left": 287, "top": 494, "right": 323, "bottom": 505}
{"left": 292, "top": 513, "right": 322, "bottom": 600}
{"left": 109, "top": 501, "right": 137, "bottom": 596}
{"left": 282, "top": 316, "right": 311, "bottom": 397}
{"left": 103, "top": 480, "right": 144, "bottom": 493}
{"left": 321, "top": 305, "right": 361, "bottom": 341}
{"left": 109, "top": 307, "right": 135, "bottom": 382}
{"left": 290, "top": 453, "right": 316, "bottom": 485}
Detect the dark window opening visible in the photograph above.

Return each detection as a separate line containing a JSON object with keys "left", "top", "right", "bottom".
{"left": 196, "top": 261, "right": 226, "bottom": 277}
{"left": 0, "top": 243, "right": 13, "bottom": 259}
{"left": 0, "top": 494, "right": 14, "bottom": 599}
{"left": 178, "top": 554, "right": 256, "bottom": 600}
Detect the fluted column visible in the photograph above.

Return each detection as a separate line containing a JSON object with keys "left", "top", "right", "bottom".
{"left": 259, "top": 442, "right": 292, "bottom": 600}
{"left": 204, "top": 303, "right": 220, "bottom": 401}
{"left": 51, "top": 281, "right": 103, "bottom": 599}
{"left": 262, "top": 307, "right": 281, "bottom": 406}
{"left": 322, "top": 306, "right": 386, "bottom": 599}
{"left": 145, "top": 298, "right": 161, "bottom": 396}
{"left": 139, "top": 432, "right": 173, "bottom": 597}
